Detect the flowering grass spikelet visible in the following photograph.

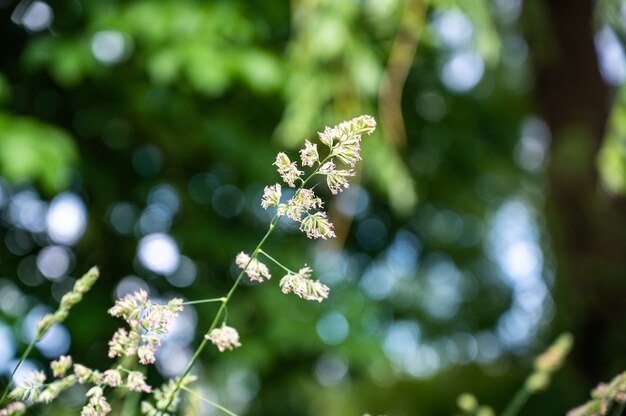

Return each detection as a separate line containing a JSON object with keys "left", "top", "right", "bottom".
{"left": 103, "top": 370, "right": 122, "bottom": 388}
{"left": 81, "top": 387, "right": 111, "bottom": 416}
{"left": 235, "top": 252, "right": 271, "bottom": 282}
{"left": 274, "top": 152, "right": 303, "bottom": 187}
{"left": 126, "top": 371, "right": 152, "bottom": 393}
{"left": 300, "top": 140, "right": 319, "bottom": 167}
{"left": 36, "top": 374, "right": 77, "bottom": 404}
{"left": 108, "top": 290, "right": 148, "bottom": 326}
{"left": 74, "top": 364, "right": 101, "bottom": 384}
{"left": 331, "top": 134, "right": 361, "bottom": 167}
{"left": 51, "top": 355, "right": 72, "bottom": 378}
{"left": 300, "top": 211, "right": 336, "bottom": 239}
{"left": 36, "top": 266, "right": 100, "bottom": 340}
{"left": 279, "top": 267, "right": 329, "bottom": 302}
{"left": 108, "top": 328, "right": 137, "bottom": 358}
{"left": 107, "top": 292, "right": 183, "bottom": 364}
{"left": 261, "top": 183, "right": 282, "bottom": 209}
{"left": 284, "top": 188, "right": 322, "bottom": 221}
{"left": 318, "top": 114, "right": 376, "bottom": 167}
{"left": 8, "top": 371, "right": 46, "bottom": 402}
{"left": 205, "top": 325, "right": 241, "bottom": 352}
{"left": 319, "top": 161, "right": 355, "bottom": 194}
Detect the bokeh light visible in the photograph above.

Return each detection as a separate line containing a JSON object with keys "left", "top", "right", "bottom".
{"left": 137, "top": 233, "right": 180, "bottom": 275}
{"left": 46, "top": 193, "right": 87, "bottom": 246}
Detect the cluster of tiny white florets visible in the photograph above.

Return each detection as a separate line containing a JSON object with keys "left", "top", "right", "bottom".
{"left": 107, "top": 290, "right": 183, "bottom": 365}
{"left": 319, "top": 161, "right": 355, "bottom": 195}
{"left": 299, "top": 140, "right": 319, "bottom": 167}
{"left": 262, "top": 114, "right": 376, "bottom": 240}
{"left": 318, "top": 114, "right": 377, "bottom": 167}
{"left": 81, "top": 387, "right": 111, "bottom": 416}
{"left": 280, "top": 188, "right": 323, "bottom": 221}
{"left": 261, "top": 184, "right": 282, "bottom": 209}
{"left": 279, "top": 267, "right": 329, "bottom": 302}
{"left": 1, "top": 270, "right": 173, "bottom": 416}
{"left": 273, "top": 153, "right": 303, "bottom": 188}
{"left": 6, "top": 354, "right": 152, "bottom": 416}
{"left": 236, "top": 252, "right": 271, "bottom": 282}
{"left": 205, "top": 325, "right": 242, "bottom": 352}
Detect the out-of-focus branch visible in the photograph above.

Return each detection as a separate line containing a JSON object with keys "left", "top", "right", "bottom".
{"left": 378, "top": 0, "right": 428, "bottom": 148}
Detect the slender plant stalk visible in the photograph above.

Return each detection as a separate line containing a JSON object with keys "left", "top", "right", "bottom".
{"left": 501, "top": 386, "right": 531, "bottom": 416}
{"left": 157, "top": 216, "right": 278, "bottom": 415}
{"left": 158, "top": 157, "right": 330, "bottom": 415}
{"left": 183, "top": 298, "right": 226, "bottom": 305}
{"left": 181, "top": 386, "right": 237, "bottom": 416}
{"left": 258, "top": 249, "right": 295, "bottom": 274}
{"left": 0, "top": 338, "right": 38, "bottom": 404}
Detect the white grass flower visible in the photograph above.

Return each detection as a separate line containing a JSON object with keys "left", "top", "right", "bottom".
{"left": 284, "top": 188, "right": 322, "bottom": 221}
{"left": 81, "top": 387, "right": 111, "bottom": 416}
{"left": 108, "top": 328, "right": 137, "bottom": 359}
{"left": 279, "top": 267, "right": 329, "bottom": 302}
{"left": 108, "top": 290, "right": 148, "bottom": 327}
{"left": 299, "top": 140, "right": 319, "bottom": 167}
{"left": 50, "top": 355, "right": 72, "bottom": 378}
{"left": 300, "top": 211, "right": 336, "bottom": 239}
{"left": 126, "top": 372, "right": 151, "bottom": 393}
{"left": 103, "top": 370, "right": 122, "bottom": 387}
{"left": 74, "top": 364, "right": 101, "bottom": 384}
{"left": 108, "top": 293, "right": 182, "bottom": 363}
{"left": 274, "top": 152, "right": 303, "bottom": 187}
{"left": 319, "top": 161, "right": 355, "bottom": 194}
{"left": 318, "top": 126, "right": 339, "bottom": 147}
{"left": 138, "top": 343, "right": 158, "bottom": 365}
{"left": 8, "top": 371, "right": 46, "bottom": 402}
{"left": 331, "top": 134, "right": 362, "bottom": 167}
{"left": 235, "top": 252, "right": 271, "bottom": 282}
{"left": 74, "top": 364, "right": 91, "bottom": 384}
{"left": 205, "top": 326, "right": 241, "bottom": 352}
{"left": 337, "top": 114, "right": 377, "bottom": 136}
{"left": 261, "top": 183, "right": 282, "bottom": 209}
{"left": 318, "top": 114, "right": 377, "bottom": 167}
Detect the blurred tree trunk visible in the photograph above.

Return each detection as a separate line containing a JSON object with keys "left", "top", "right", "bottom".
{"left": 524, "top": 0, "right": 626, "bottom": 383}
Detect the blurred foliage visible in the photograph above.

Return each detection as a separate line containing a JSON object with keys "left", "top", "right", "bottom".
{"left": 0, "top": 113, "right": 76, "bottom": 192}
{"left": 599, "top": 84, "right": 626, "bottom": 194}
{"left": 0, "top": 0, "right": 625, "bottom": 415}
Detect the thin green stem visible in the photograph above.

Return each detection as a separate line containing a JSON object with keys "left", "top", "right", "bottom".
{"left": 501, "top": 386, "right": 531, "bottom": 416}
{"left": 157, "top": 216, "right": 280, "bottom": 415}
{"left": 258, "top": 249, "right": 295, "bottom": 274}
{"left": 183, "top": 298, "right": 226, "bottom": 306}
{"left": 301, "top": 155, "right": 331, "bottom": 189}
{"left": 222, "top": 305, "right": 229, "bottom": 326}
{"left": 0, "top": 338, "right": 38, "bottom": 405}
{"left": 181, "top": 386, "right": 238, "bottom": 416}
